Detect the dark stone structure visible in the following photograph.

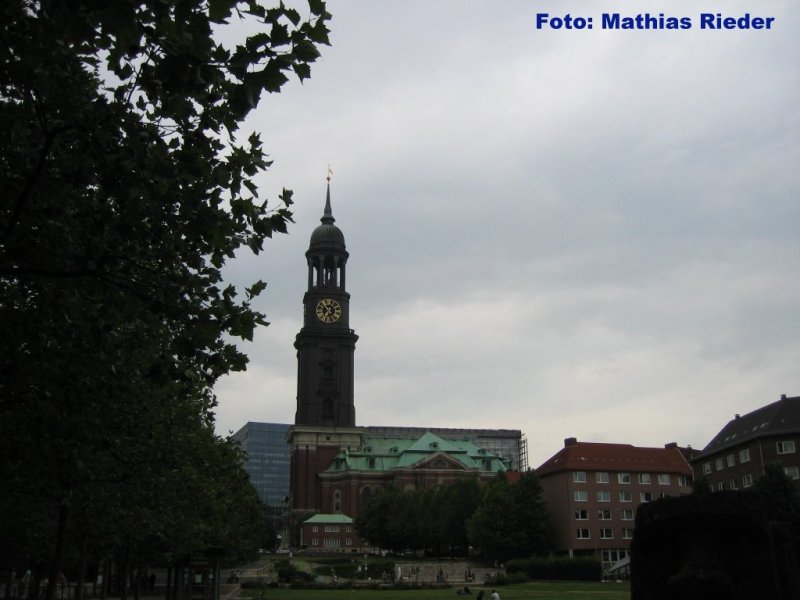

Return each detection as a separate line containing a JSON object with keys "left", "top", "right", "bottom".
{"left": 289, "top": 183, "right": 361, "bottom": 529}
{"left": 631, "top": 492, "right": 800, "bottom": 600}
{"left": 294, "top": 182, "right": 358, "bottom": 428}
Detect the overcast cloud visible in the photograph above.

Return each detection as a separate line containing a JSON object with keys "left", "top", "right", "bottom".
{"left": 213, "top": 0, "right": 800, "bottom": 468}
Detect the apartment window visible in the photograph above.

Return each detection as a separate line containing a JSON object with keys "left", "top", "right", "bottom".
{"left": 574, "top": 509, "right": 588, "bottom": 520}
{"left": 777, "top": 441, "right": 796, "bottom": 455}
{"left": 312, "top": 538, "right": 318, "bottom": 546}
{"left": 574, "top": 490, "right": 588, "bottom": 502}
{"left": 679, "top": 474, "right": 691, "bottom": 487}
{"left": 619, "top": 491, "right": 632, "bottom": 502}
{"left": 618, "top": 472, "right": 631, "bottom": 484}
{"left": 576, "top": 529, "right": 590, "bottom": 539}
{"left": 621, "top": 509, "right": 634, "bottom": 520}
{"left": 623, "top": 528, "right": 634, "bottom": 540}
{"left": 739, "top": 448, "right": 751, "bottom": 463}
{"left": 729, "top": 478, "right": 738, "bottom": 490}
{"left": 726, "top": 454, "right": 736, "bottom": 467}
{"left": 702, "top": 462, "right": 712, "bottom": 475}
{"left": 717, "top": 482, "right": 725, "bottom": 491}
{"left": 600, "top": 528, "right": 613, "bottom": 539}
{"left": 659, "top": 492, "right": 672, "bottom": 499}
{"left": 324, "top": 524, "right": 340, "bottom": 533}
{"left": 657, "top": 473, "right": 670, "bottom": 485}
{"left": 596, "top": 471, "right": 609, "bottom": 484}
{"left": 784, "top": 466, "right": 800, "bottom": 480}
{"left": 598, "top": 509, "right": 612, "bottom": 520}
{"left": 346, "top": 538, "right": 353, "bottom": 546}
{"left": 639, "top": 473, "right": 651, "bottom": 484}
{"left": 324, "top": 537, "right": 341, "bottom": 548}
{"left": 597, "top": 490, "right": 611, "bottom": 502}
{"left": 574, "top": 471, "right": 587, "bottom": 483}
{"left": 742, "top": 473, "right": 754, "bottom": 488}
{"left": 312, "top": 525, "right": 319, "bottom": 533}
{"left": 640, "top": 491, "right": 653, "bottom": 503}
{"left": 715, "top": 458, "right": 725, "bottom": 471}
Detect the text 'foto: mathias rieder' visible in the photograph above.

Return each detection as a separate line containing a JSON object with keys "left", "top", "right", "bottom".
{"left": 535, "top": 12, "right": 776, "bottom": 31}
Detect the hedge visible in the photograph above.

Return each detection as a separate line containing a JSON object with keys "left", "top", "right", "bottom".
{"left": 505, "top": 557, "right": 602, "bottom": 581}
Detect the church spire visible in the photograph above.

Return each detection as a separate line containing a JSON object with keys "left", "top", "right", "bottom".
{"left": 321, "top": 181, "right": 335, "bottom": 225}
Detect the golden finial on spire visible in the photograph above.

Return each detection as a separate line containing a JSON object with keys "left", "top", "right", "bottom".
{"left": 327, "top": 165, "right": 334, "bottom": 183}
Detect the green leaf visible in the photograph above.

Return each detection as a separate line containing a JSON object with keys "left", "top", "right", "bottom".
{"left": 309, "top": 0, "right": 327, "bottom": 17}
{"left": 293, "top": 39, "right": 320, "bottom": 62}
{"left": 245, "top": 280, "right": 267, "bottom": 299}
{"left": 208, "top": 0, "right": 238, "bottom": 24}
{"left": 270, "top": 23, "right": 290, "bottom": 47}
{"left": 293, "top": 63, "right": 310, "bottom": 81}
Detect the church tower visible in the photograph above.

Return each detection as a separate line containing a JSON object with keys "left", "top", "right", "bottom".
{"left": 288, "top": 181, "right": 362, "bottom": 530}
{"left": 294, "top": 182, "right": 358, "bottom": 427}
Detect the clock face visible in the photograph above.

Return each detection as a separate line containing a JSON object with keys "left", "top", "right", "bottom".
{"left": 315, "top": 298, "right": 342, "bottom": 323}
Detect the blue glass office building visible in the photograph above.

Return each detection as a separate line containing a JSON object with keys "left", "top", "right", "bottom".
{"left": 231, "top": 422, "right": 291, "bottom": 514}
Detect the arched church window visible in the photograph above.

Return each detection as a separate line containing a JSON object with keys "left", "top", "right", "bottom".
{"left": 333, "top": 489, "right": 341, "bottom": 513}
{"left": 360, "top": 486, "right": 372, "bottom": 507}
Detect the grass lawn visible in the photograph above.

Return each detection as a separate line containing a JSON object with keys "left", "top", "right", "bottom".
{"left": 240, "top": 580, "right": 630, "bottom": 600}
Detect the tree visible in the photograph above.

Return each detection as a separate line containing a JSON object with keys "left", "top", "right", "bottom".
{"left": 508, "top": 471, "right": 553, "bottom": 555}
{"left": 753, "top": 462, "right": 800, "bottom": 545}
{"left": 691, "top": 475, "right": 712, "bottom": 494}
{"left": 467, "top": 472, "right": 553, "bottom": 561}
{"left": 439, "top": 477, "right": 481, "bottom": 555}
{"left": 356, "top": 485, "right": 401, "bottom": 552}
{"left": 0, "top": 1, "right": 330, "bottom": 597}
{"left": 467, "top": 475, "right": 518, "bottom": 561}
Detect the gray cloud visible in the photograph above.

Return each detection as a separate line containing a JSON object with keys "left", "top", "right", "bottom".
{"left": 215, "top": 0, "right": 800, "bottom": 467}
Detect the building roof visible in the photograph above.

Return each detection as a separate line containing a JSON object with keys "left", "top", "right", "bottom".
{"left": 322, "top": 431, "right": 509, "bottom": 475}
{"left": 695, "top": 394, "right": 800, "bottom": 459}
{"left": 535, "top": 438, "right": 692, "bottom": 476}
{"left": 303, "top": 513, "right": 354, "bottom": 524}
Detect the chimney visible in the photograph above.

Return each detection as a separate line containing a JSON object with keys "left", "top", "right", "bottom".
{"left": 735, "top": 414, "right": 740, "bottom": 419}
{"left": 564, "top": 437, "right": 578, "bottom": 447}
{"left": 664, "top": 442, "right": 677, "bottom": 449}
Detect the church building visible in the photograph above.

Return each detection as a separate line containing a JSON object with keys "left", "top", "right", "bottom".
{"left": 286, "top": 183, "right": 524, "bottom": 547}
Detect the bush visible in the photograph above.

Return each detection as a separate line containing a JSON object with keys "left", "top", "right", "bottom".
{"left": 274, "top": 559, "right": 314, "bottom": 584}
{"left": 505, "top": 557, "right": 602, "bottom": 581}
{"left": 308, "top": 558, "right": 395, "bottom": 581}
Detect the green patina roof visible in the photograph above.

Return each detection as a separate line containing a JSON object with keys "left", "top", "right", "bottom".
{"left": 323, "top": 431, "right": 508, "bottom": 475}
{"left": 303, "top": 513, "right": 354, "bottom": 524}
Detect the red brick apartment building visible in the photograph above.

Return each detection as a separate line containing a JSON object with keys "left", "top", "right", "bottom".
{"left": 690, "top": 394, "right": 800, "bottom": 492}
{"left": 536, "top": 438, "right": 694, "bottom": 569}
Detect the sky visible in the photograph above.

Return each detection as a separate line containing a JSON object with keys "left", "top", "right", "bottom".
{"left": 212, "top": 0, "right": 800, "bottom": 469}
